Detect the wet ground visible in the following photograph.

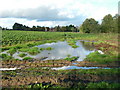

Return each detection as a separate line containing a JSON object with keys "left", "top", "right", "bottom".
{"left": 1, "top": 40, "right": 120, "bottom": 88}
{"left": 1, "top": 40, "right": 95, "bottom": 61}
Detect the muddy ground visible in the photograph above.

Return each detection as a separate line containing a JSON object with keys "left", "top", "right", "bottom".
{"left": 1, "top": 42, "right": 120, "bottom": 88}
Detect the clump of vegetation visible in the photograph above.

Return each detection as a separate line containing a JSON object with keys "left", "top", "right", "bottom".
{"left": 0, "top": 53, "right": 13, "bottom": 60}
{"left": 28, "top": 47, "right": 40, "bottom": 55}
{"left": 67, "top": 54, "right": 71, "bottom": 57}
{"left": 64, "top": 56, "right": 79, "bottom": 62}
{"left": 23, "top": 57, "right": 33, "bottom": 60}
{"left": 86, "top": 82, "right": 120, "bottom": 88}
{"left": 85, "top": 51, "right": 117, "bottom": 64}
{"left": 7, "top": 48, "right": 17, "bottom": 55}
{"left": 67, "top": 40, "right": 79, "bottom": 48}
{"left": 25, "top": 83, "right": 51, "bottom": 88}
{"left": 19, "top": 82, "right": 65, "bottom": 89}
{"left": 15, "top": 58, "right": 20, "bottom": 61}
{"left": 18, "top": 48, "right": 30, "bottom": 52}
{"left": 26, "top": 43, "right": 35, "bottom": 47}
{"left": 76, "top": 68, "right": 120, "bottom": 75}
{"left": 3, "top": 71, "right": 17, "bottom": 76}
{"left": 46, "top": 47, "right": 53, "bottom": 50}
{"left": 39, "top": 48, "right": 45, "bottom": 51}
{"left": 19, "top": 53, "right": 27, "bottom": 57}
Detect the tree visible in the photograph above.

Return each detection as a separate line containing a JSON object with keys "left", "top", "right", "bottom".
{"left": 118, "top": 16, "right": 120, "bottom": 33}
{"left": 13, "top": 23, "right": 23, "bottom": 30}
{"left": 112, "top": 14, "right": 119, "bottom": 33}
{"left": 82, "top": 18, "right": 100, "bottom": 33}
{"left": 79, "top": 25, "right": 83, "bottom": 33}
{"left": 61, "top": 26, "right": 66, "bottom": 32}
{"left": 0, "top": 26, "right": 2, "bottom": 30}
{"left": 101, "top": 14, "right": 114, "bottom": 33}
{"left": 13, "top": 23, "right": 31, "bottom": 31}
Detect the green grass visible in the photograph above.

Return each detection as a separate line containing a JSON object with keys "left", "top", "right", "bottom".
{"left": 18, "top": 48, "right": 30, "bottom": 52}
{"left": 64, "top": 56, "right": 79, "bottom": 62}
{"left": 67, "top": 39, "right": 79, "bottom": 48}
{"left": 19, "top": 53, "right": 27, "bottom": 57}
{"left": 76, "top": 68, "right": 120, "bottom": 75}
{"left": 18, "top": 47, "right": 40, "bottom": 55}
{"left": 23, "top": 57, "right": 33, "bottom": 60}
{"left": 2, "top": 31, "right": 118, "bottom": 50}
{"left": 46, "top": 47, "right": 53, "bottom": 50}
{"left": 27, "top": 47, "right": 40, "bottom": 55}
{"left": 86, "top": 82, "right": 120, "bottom": 88}
{"left": 0, "top": 53, "right": 13, "bottom": 60}
{"left": 39, "top": 48, "right": 46, "bottom": 51}
{"left": 7, "top": 48, "right": 17, "bottom": 55}
{"left": 85, "top": 51, "right": 118, "bottom": 64}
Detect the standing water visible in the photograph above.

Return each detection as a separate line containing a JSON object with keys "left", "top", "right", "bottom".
{"left": 30, "top": 40, "right": 95, "bottom": 61}
{"left": 3, "top": 40, "right": 96, "bottom": 61}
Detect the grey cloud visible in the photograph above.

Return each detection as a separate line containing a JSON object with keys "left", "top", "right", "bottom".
{"left": 0, "top": 6, "right": 77, "bottom": 21}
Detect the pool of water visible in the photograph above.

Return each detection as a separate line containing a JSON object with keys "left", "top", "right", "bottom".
{"left": 2, "top": 40, "right": 96, "bottom": 61}
{"left": 35, "top": 41, "right": 95, "bottom": 61}
{"left": 51, "top": 66, "right": 111, "bottom": 70}
{"left": 0, "top": 68, "right": 21, "bottom": 71}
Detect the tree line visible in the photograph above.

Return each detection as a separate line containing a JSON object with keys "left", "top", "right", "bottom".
{"left": 1, "top": 14, "right": 119, "bottom": 33}
{"left": 12, "top": 23, "right": 78, "bottom": 32}
{"left": 80, "top": 14, "right": 119, "bottom": 33}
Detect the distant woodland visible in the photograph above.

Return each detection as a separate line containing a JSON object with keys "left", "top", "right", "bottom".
{"left": 1, "top": 14, "right": 119, "bottom": 33}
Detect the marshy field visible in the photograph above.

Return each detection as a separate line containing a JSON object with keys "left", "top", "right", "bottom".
{"left": 0, "top": 30, "right": 120, "bottom": 89}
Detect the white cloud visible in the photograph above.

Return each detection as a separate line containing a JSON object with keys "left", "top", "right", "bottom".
{"left": 0, "top": 0, "right": 119, "bottom": 28}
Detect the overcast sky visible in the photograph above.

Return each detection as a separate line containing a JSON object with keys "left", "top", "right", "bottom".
{"left": 0, "top": 0, "right": 119, "bottom": 28}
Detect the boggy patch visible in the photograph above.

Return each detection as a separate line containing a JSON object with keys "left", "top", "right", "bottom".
{"left": 95, "top": 43, "right": 118, "bottom": 52}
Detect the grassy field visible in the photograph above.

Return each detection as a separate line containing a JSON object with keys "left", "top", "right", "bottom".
{"left": 1, "top": 30, "right": 118, "bottom": 46}
{"left": 1, "top": 30, "right": 119, "bottom": 89}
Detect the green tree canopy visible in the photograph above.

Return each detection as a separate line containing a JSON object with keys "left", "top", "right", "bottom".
{"left": 101, "top": 14, "right": 114, "bottom": 33}
{"left": 82, "top": 18, "right": 100, "bottom": 33}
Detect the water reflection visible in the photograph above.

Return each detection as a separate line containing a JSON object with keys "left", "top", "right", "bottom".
{"left": 35, "top": 41, "right": 95, "bottom": 61}
{"left": 2, "top": 40, "right": 95, "bottom": 61}
{"left": 51, "top": 66, "right": 110, "bottom": 70}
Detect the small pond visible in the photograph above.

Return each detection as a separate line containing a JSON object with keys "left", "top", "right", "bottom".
{"left": 1, "top": 40, "right": 96, "bottom": 61}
